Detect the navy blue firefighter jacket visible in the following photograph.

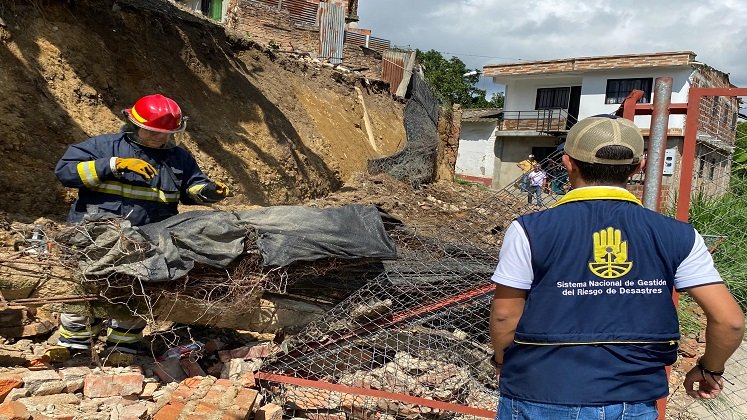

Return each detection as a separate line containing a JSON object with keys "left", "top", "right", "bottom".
{"left": 56, "top": 133, "right": 217, "bottom": 226}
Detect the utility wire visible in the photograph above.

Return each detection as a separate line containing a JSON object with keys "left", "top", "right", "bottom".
{"left": 442, "top": 52, "right": 528, "bottom": 62}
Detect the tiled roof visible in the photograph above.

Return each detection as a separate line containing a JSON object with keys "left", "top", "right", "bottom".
{"left": 462, "top": 108, "right": 503, "bottom": 121}
{"left": 483, "top": 51, "right": 697, "bottom": 77}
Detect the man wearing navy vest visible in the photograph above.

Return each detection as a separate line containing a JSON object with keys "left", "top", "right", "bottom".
{"left": 490, "top": 115, "right": 745, "bottom": 419}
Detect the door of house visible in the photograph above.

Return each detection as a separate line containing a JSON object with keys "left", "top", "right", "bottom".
{"left": 566, "top": 86, "right": 582, "bottom": 129}
{"left": 209, "top": 0, "right": 223, "bottom": 20}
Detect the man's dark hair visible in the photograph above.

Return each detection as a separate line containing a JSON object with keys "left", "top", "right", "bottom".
{"left": 570, "top": 145, "right": 639, "bottom": 185}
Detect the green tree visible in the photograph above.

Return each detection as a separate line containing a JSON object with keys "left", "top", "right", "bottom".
{"left": 416, "top": 49, "right": 503, "bottom": 109}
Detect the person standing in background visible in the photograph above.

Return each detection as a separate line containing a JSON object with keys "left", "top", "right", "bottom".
{"left": 526, "top": 163, "right": 546, "bottom": 207}
{"left": 516, "top": 154, "right": 536, "bottom": 192}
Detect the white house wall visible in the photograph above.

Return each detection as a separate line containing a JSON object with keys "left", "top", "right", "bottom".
{"left": 501, "top": 68, "right": 695, "bottom": 131}
{"left": 456, "top": 121, "right": 497, "bottom": 180}
{"left": 577, "top": 68, "right": 693, "bottom": 131}
{"left": 504, "top": 76, "right": 583, "bottom": 111}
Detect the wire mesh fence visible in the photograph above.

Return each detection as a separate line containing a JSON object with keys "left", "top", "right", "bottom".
{"left": 255, "top": 189, "right": 528, "bottom": 418}
{"left": 369, "top": 72, "right": 441, "bottom": 187}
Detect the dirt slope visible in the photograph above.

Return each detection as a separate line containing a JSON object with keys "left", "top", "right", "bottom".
{"left": 0, "top": 0, "right": 405, "bottom": 222}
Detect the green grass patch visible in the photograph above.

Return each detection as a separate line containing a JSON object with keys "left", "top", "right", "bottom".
{"left": 689, "top": 181, "right": 747, "bottom": 312}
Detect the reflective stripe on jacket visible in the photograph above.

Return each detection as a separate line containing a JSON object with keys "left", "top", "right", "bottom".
{"left": 56, "top": 133, "right": 214, "bottom": 226}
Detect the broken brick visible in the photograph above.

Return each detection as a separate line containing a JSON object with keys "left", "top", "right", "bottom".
{"left": 305, "top": 412, "right": 348, "bottom": 420}
{"left": 0, "top": 376, "right": 22, "bottom": 403}
{"left": 179, "top": 358, "right": 206, "bottom": 377}
{"left": 59, "top": 366, "right": 92, "bottom": 393}
{"left": 255, "top": 403, "right": 283, "bottom": 420}
{"left": 244, "top": 343, "right": 277, "bottom": 359}
{"left": 153, "top": 401, "right": 186, "bottom": 420}
{"left": 153, "top": 358, "right": 188, "bottom": 383}
{"left": 4, "top": 388, "right": 28, "bottom": 402}
{"left": 169, "top": 377, "right": 213, "bottom": 403}
{"left": 230, "top": 388, "right": 259, "bottom": 414}
{"left": 20, "top": 370, "right": 60, "bottom": 395}
{"left": 0, "top": 400, "right": 30, "bottom": 420}
{"left": 16, "top": 393, "right": 80, "bottom": 407}
{"left": 83, "top": 373, "right": 144, "bottom": 398}
{"left": 140, "top": 382, "right": 159, "bottom": 400}
{"left": 110, "top": 402, "right": 149, "bottom": 420}
{"left": 193, "top": 401, "right": 220, "bottom": 415}
{"left": 238, "top": 371, "right": 255, "bottom": 388}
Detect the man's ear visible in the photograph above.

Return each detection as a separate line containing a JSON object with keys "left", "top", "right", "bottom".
{"left": 562, "top": 154, "right": 575, "bottom": 173}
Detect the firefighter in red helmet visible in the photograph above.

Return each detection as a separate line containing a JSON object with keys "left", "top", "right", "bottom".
{"left": 54, "top": 94, "right": 232, "bottom": 355}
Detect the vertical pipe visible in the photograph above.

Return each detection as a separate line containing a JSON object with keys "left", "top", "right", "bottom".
{"left": 657, "top": 87, "right": 704, "bottom": 420}
{"left": 642, "top": 77, "right": 673, "bottom": 210}
{"left": 675, "top": 89, "right": 703, "bottom": 222}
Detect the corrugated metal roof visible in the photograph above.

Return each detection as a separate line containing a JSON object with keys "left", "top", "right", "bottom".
{"left": 368, "top": 36, "right": 390, "bottom": 52}
{"left": 318, "top": 0, "right": 345, "bottom": 64}
{"left": 382, "top": 50, "right": 406, "bottom": 95}
{"left": 344, "top": 31, "right": 390, "bottom": 53}
{"left": 245, "top": 0, "right": 318, "bottom": 25}
{"left": 286, "top": 0, "right": 318, "bottom": 25}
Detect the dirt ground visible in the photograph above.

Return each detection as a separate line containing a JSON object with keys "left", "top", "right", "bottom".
{"left": 0, "top": 0, "right": 405, "bottom": 223}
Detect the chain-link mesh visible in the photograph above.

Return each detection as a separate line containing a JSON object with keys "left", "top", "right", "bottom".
{"left": 368, "top": 72, "right": 441, "bottom": 187}
{"left": 257, "top": 192, "right": 521, "bottom": 418}
{"left": 497, "top": 149, "right": 569, "bottom": 210}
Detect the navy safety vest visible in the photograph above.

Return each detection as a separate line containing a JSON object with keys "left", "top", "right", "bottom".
{"left": 55, "top": 133, "right": 212, "bottom": 226}
{"left": 499, "top": 187, "right": 695, "bottom": 405}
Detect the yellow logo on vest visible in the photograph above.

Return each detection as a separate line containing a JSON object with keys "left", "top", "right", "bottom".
{"left": 589, "top": 227, "right": 632, "bottom": 278}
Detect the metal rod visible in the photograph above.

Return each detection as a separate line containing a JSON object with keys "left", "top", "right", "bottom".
{"left": 9, "top": 295, "right": 100, "bottom": 306}
{"left": 621, "top": 90, "right": 644, "bottom": 120}
{"left": 255, "top": 372, "right": 496, "bottom": 418}
{"left": 642, "top": 77, "right": 673, "bottom": 210}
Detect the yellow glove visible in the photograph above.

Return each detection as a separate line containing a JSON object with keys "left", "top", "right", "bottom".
{"left": 115, "top": 158, "right": 157, "bottom": 180}
{"left": 215, "top": 181, "right": 233, "bottom": 198}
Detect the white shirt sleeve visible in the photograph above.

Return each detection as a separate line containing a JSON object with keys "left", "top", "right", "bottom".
{"left": 674, "top": 229, "right": 723, "bottom": 291}
{"left": 491, "top": 220, "right": 534, "bottom": 290}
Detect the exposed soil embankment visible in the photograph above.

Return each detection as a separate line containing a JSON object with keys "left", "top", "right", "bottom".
{"left": 0, "top": 0, "right": 405, "bottom": 222}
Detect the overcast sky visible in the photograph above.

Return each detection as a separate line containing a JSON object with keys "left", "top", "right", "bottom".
{"left": 358, "top": 0, "right": 747, "bottom": 94}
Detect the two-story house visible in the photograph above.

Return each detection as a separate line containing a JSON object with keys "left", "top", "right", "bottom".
{"left": 461, "top": 51, "right": 737, "bottom": 197}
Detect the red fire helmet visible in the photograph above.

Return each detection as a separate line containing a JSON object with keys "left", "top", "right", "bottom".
{"left": 124, "top": 94, "right": 186, "bottom": 133}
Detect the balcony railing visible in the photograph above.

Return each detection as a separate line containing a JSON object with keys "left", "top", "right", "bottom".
{"left": 498, "top": 109, "right": 577, "bottom": 133}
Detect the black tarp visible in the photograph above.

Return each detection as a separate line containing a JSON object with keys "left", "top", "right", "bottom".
{"left": 58, "top": 204, "right": 397, "bottom": 282}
